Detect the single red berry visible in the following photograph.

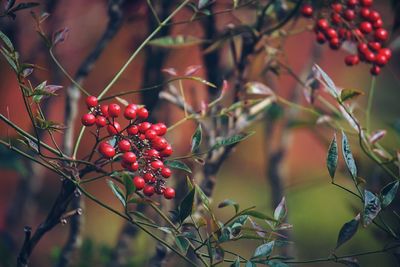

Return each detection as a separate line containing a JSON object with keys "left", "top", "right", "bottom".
{"left": 155, "top": 123, "right": 167, "bottom": 136}
{"left": 331, "top": 13, "right": 341, "bottom": 25}
{"left": 85, "top": 96, "right": 98, "bottom": 108}
{"left": 160, "top": 145, "right": 173, "bottom": 157}
{"left": 124, "top": 108, "right": 136, "bottom": 120}
{"left": 130, "top": 161, "right": 139, "bottom": 171}
{"left": 150, "top": 160, "right": 164, "bottom": 170}
{"left": 122, "top": 152, "right": 137, "bottom": 163}
{"left": 99, "top": 142, "right": 115, "bottom": 158}
{"left": 108, "top": 103, "right": 121, "bottom": 118}
{"left": 133, "top": 176, "right": 145, "bottom": 190}
{"left": 127, "top": 104, "right": 138, "bottom": 110}
{"left": 370, "top": 65, "right": 381, "bottom": 75}
{"left": 138, "top": 122, "right": 152, "bottom": 133}
{"left": 96, "top": 116, "right": 107, "bottom": 127}
{"left": 375, "top": 54, "right": 388, "bottom": 66}
{"left": 347, "top": 0, "right": 358, "bottom": 8}
{"left": 127, "top": 125, "right": 139, "bottom": 135}
{"left": 373, "top": 19, "right": 383, "bottom": 29}
{"left": 81, "top": 113, "right": 96, "bottom": 126}
{"left": 316, "top": 32, "right": 326, "bottom": 44}
{"left": 359, "top": 21, "right": 373, "bottom": 34}
{"left": 107, "top": 121, "right": 121, "bottom": 135}
{"left": 344, "top": 55, "right": 360, "bottom": 66}
{"left": 329, "top": 38, "right": 341, "bottom": 50}
{"left": 360, "top": 8, "right": 371, "bottom": 19}
{"left": 374, "top": 28, "right": 388, "bottom": 42}
{"left": 379, "top": 48, "right": 392, "bottom": 59}
{"left": 368, "top": 42, "right": 381, "bottom": 51}
{"left": 144, "top": 172, "right": 154, "bottom": 182}
{"left": 152, "top": 137, "right": 168, "bottom": 151}
{"left": 317, "top": 19, "right": 329, "bottom": 30}
{"left": 338, "top": 28, "right": 348, "bottom": 39}
{"left": 325, "top": 28, "right": 338, "bottom": 39}
{"left": 301, "top": 4, "right": 313, "bottom": 18}
{"left": 139, "top": 134, "right": 146, "bottom": 140}
{"left": 360, "top": 0, "right": 373, "bottom": 7}
{"left": 143, "top": 185, "right": 155, "bottom": 196}
{"left": 136, "top": 107, "right": 149, "bottom": 120}
{"left": 145, "top": 129, "right": 157, "bottom": 140}
{"left": 146, "top": 149, "right": 160, "bottom": 158}
{"left": 358, "top": 43, "right": 369, "bottom": 54}
{"left": 331, "top": 3, "right": 343, "bottom": 13}
{"left": 368, "top": 10, "right": 380, "bottom": 22}
{"left": 100, "top": 105, "right": 109, "bottom": 117}
{"left": 118, "top": 139, "right": 131, "bottom": 152}
{"left": 343, "top": 9, "right": 355, "bottom": 21}
{"left": 163, "top": 187, "right": 175, "bottom": 199}
{"left": 364, "top": 50, "right": 376, "bottom": 62}
{"left": 161, "top": 167, "right": 172, "bottom": 178}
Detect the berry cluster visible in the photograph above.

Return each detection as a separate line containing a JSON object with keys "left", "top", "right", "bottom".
{"left": 81, "top": 96, "right": 175, "bottom": 200}
{"left": 301, "top": 0, "right": 392, "bottom": 75}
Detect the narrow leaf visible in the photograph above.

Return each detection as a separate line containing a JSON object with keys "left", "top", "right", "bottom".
{"left": 212, "top": 131, "right": 255, "bottom": 150}
{"left": 191, "top": 124, "right": 202, "bottom": 153}
{"left": 178, "top": 188, "right": 195, "bottom": 223}
{"left": 230, "top": 257, "right": 240, "bottom": 267}
{"left": 8, "top": 2, "right": 39, "bottom": 13}
{"left": 164, "top": 159, "right": 192, "bottom": 173}
{"left": 341, "top": 131, "right": 357, "bottom": 179}
{"left": 242, "top": 210, "right": 276, "bottom": 221}
{"left": 184, "top": 65, "right": 202, "bottom": 76}
{"left": 313, "top": 64, "right": 339, "bottom": 98}
{"left": 327, "top": 134, "right": 338, "bottom": 179}
{"left": 362, "top": 190, "right": 381, "bottom": 227}
{"left": 149, "top": 35, "right": 204, "bottom": 48}
{"left": 368, "top": 130, "right": 386, "bottom": 144}
{"left": 336, "top": 216, "right": 359, "bottom": 249}
{"left": 0, "top": 30, "right": 14, "bottom": 50}
{"left": 245, "top": 81, "right": 274, "bottom": 96}
{"left": 218, "top": 199, "right": 239, "bottom": 214}
{"left": 380, "top": 181, "right": 399, "bottom": 208}
{"left": 274, "top": 197, "right": 287, "bottom": 222}
{"left": 175, "top": 235, "right": 190, "bottom": 254}
{"left": 340, "top": 89, "right": 363, "bottom": 102}
{"left": 252, "top": 241, "right": 274, "bottom": 259}
{"left": 53, "top": 27, "right": 69, "bottom": 46}
{"left": 107, "top": 180, "right": 126, "bottom": 207}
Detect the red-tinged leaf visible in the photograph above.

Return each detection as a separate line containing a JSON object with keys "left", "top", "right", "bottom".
{"left": 372, "top": 148, "right": 392, "bottom": 160}
{"left": 274, "top": 197, "right": 287, "bottom": 222}
{"left": 249, "top": 217, "right": 266, "bottom": 238}
{"left": 52, "top": 27, "right": 69, "bottom": 46}
{"left": 368, "top": 130, "right": 386, "bottom": 144}
{"left": 162, "top": 67, "right": 178, "bottom": 76}
{"left": 245, "top": 81, "right": 274, "bottom": 96}
{"left": 184, "top": 65, "right": 202, "bottom": 76}
{"left": 312, "top": 64, "right": 340, "bottom": 98}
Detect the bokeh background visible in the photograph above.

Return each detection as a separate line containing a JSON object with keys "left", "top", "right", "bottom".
{"left": 0, "top": 0, "right": 399, "bottom": 266}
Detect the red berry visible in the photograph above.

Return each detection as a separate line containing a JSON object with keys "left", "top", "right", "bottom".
{"left": 344, "top": 55, "right": 360, "bottom": 66}
{"left": 137, "top": 107, "right": 149, "bottom": 120}
{"left": 133, "top": 176, "right": 145, "bottom": 190}
{"left": 96, "top": 116, "right": 107, "bottom": 127}
{"left": 338, "top": 28, "right": 348, "bottom": 39}
{"left": 139, "top": 122, "right": 152, "bottom": 133}
{"left": 331, "top": 3, "right": 343, "bottom": 13}
{"left": 118, "top": 139, "right": 131, "bottom": 152}
{"left": 301, "top": 4, "right": 313, "bottom": 18}
{"left": 145, "top": 129, "right": 157, "bottom": 140}
{"left": 379, "top": 48, "right": 392, "bottom": 59}
{"left": 122, "top": 152, "right": 137, "bottom": 163}
{"left": 163, "top": 187, "right": 175, "bottom": 199}
{"left": 145, "top": 149, "right": 160, "bottom": 158}
{"left": 130, "top": 161, "right": 139, "bottom": 171}
{"left": 100, "top": 105, "right": 109, "bottom": 117}
{"left": 360, "top": 0, "right": 373, "bottom": 7}
{"left": 347, "top": 0, "right": 358, "bottom": 8}
{"left": 368, "top": 10, "right": 380, "bottom": 22}
{"left": 139, "top": 134, "right": 146, "bottom": 140}
{"left": 316, "top": 32, "right": 326, "bottom": 44}
{"left": 373, "top": 19, "right": 383, "bottom": 29}
{"left": 317, "top": 19, "right": 329, "bottom": 30}
{"left": 364, "top": 50, "right": 376, "bottom": 62}
{"left": 360, "top": 8, "right": 371, "bottom": 19}
{"left": 81, "top": 113, "right": 96, "bottom": 126}
{"left": 127, "top": 104, "right": 138, "bottom": 110}
{"left": 374, "top": 28, "right": 388, "bottom": 42}
{"left": 331, "top": 13, "right": 341, "bottom": 25}
{"left": 107, "top": 121, "right": 121, "bottom": 135}
{"left": 143, "top": 185, "right": 155, "bottom": 196}
{"left": 127, "top": 125, "right": 139, "bottom": 135}
{"left": 108, "top": 103, "right": 121, "bottom": 117}
{"left": 144, "top": 172, "right": 154, "bottom": 182}
{"left": 368, "top": 42, "right": 381, "bottom": 51}
{"left": 85, "top": 96, "right": 98, "bottom": 108}
{"left": 155, "top": 123, "right": 167, "bottom": 136}
{"left": 359, "top": 21, "right": 373, "bottom": 34}
{"left": 160, "top": 145, "right": 173, "bottom": 157}
{"left": 124, "top": 108, "right": 136, "bottom": 120}
{"left": 358, "top": 43, "right": 369, "bottom": 54}
{"left": 161, "top": 167, "right": 172, "bottom": 178}
{"left": 99, "top": 142, "right": 115, "bottom": 158}
{"left": 375, "top": 54, "right": 388, "bottom": 66}
{"left": 370, "top": 65, "right": 381, "bottom": 75}
{"left": 325, "top": 28, "right": 338, "bottom": 39}
{"left": 150, "top": 160, "right": 164, "bottom": 170}
{"left": 343, "top": 9, "right": 355, "bottom": 21}
{"left": 152, "top": 137, "right": 168, "bottom": 151}
{"left": 329, "top": 38, "right": 341, "bottom": 50}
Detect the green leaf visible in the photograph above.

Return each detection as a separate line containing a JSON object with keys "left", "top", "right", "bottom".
{"left": 380, "top": 181, "right": 399, "bottom": 208}
{"left": 107, "top": 180, "right": 126, "bottom": 207}
{"left": 218, "top": 199, "right": 239, "bottom": 214}
{"left": 337, "top": 257, "right": 360, "bottom": 267}
{"left": 245, "top": 81, "right": 274, "bottom": 96}
{"left": 245, "top": 261, "right": 256, "bottom": 267}
{"left": 242, "top": 210, "right": 276, "bottom": 221}
{"left": 336, "top": 217, "right": 359, "bottom": 249}
{"left": 178, "top": 188, "right": 195, "bottom": 223}
{"left": 341, "top": 131, "right": 357, "bottom": 179}
{"left": 158, "top": 227, "right": 173, "bottom": 234}
{"left": 0, "top": 30, "right": 14, "bottom": 50}
{"left": 164, "top": 159, "right": 192, "bottom": 173}
{"left": 327, "top": 133, "right": 338, "bottom": 179}
{"left": 122, "top": 172, "right": 135, "bottom": 197}
{"left": 274, "top": 197, "right": 287, "bottom": 222}
{"left": 230, "top": 257, "right": 240, "bottom": 267}
{"left": 195, "top": 184, "right": 211, "bottom": 210}
{"left": 362, "top": 190, "right": 381, "bottom": 227}
{"left": 149, "top": 35, "right": 204, "bottom": 48}
{"left": 175, "top": 235, "right": 190, "bottom": 254}
{"left": 191, "top": 124, "right": 202, "bottom": 153}
{"left": 212, "top": 131, "right": 255, "bottom": 150}
{"left": 198, "top": 0, "right": 209, "bottom": 9}
{"left": 313, "top": 64, "right": 339, "bottom": 98}
{"left": 340, "top": 89, "right": 363, "bottom": 102}
{"left": 0, "top": 47, "right": 18, "bottom": 72}
{"left": 252, "top": 241, "right": 274, "bottom": 259}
